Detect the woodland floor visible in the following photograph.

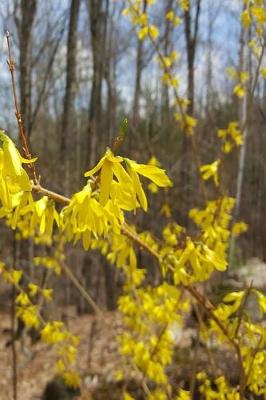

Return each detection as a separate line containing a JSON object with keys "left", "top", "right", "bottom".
{"left": 0, "top": 308, "right": 240, "bottom": 400}
{"left": 1, "top": 256, "right": 265, "bottom": 399}
{"left": 0, "top": 310, "right": 125, "bottom": 400}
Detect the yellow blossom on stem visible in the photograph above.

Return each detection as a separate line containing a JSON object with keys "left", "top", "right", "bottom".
{"left": 200, "top": 160, "right": 220, "bottom": 186}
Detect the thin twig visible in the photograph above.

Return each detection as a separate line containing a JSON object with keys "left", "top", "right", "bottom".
{"left": 245, "top": 334, "right": 263, "bottom": 386}
{"left": 60, "top": 261, "right": 103, "bottom": 317}
{"left": 11, "top": 233, "right": 17, "bottom": 400}
{"left": 185, "top": 285, "right": 246, "bottom": 399}
{"left": 5, "top": 31, "right": 38, "bottom": 184}
{"left": 234, "top": 283, "right": 253, "bottom": 339}
{"left": 32, "top": 184, "right": 70, "bottom": 205}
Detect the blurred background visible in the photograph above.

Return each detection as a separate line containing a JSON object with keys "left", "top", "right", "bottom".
{"left": 0, "top": 1, "right": 265, "bottom": 396}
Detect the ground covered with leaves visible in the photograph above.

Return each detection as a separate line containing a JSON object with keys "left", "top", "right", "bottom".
{"left": 0, "top": 311, "right": 125, "bottom": 399}
{"left": 0, "top": 308, "right": 245, "bottom": 400}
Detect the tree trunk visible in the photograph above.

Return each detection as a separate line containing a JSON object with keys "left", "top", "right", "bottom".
{"left": 132, "top": 0, "right": 147, "bottom": 127}
{"left": 184, "top": 0, "right": 201, "bottom": 116}
{"left": 61, "top": 0, "right": 81, "bottom": 194}
{"left": 17, "top": 0, "right": 37, "bottom": 137}
{"left": 104, "top": 1, "right": 117, "bottom": 145}
{"left": 86, "top": 0, "right": 106, "bottom": 167}
{"left": 161, "top": 0, "right": 174, "bottom": 124}
{"left": 14, "top": 0, "right": 37, "bottom": 280}
{"left": 229, "top": 25, "right": 249, "bottom": 266}
{"left": 180, "top": 0, "right": 201, "bottom": 227}
{"left": 61, "top": 0, "right": 80, "bottom": 161}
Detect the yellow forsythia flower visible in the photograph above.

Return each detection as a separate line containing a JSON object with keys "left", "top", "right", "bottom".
{"left": 43, "top": 288, "right": 53, "bottom": 302}
{"left": 241, "top": 9, "right": 251, "bottom": 27}
{"left": 28, "top": 283, "right": 39, "bottom": 296}
{"left": 160, "top": 203, "right": 171, "bottom": 217}
{"left": 200, "top": 160, "right": 220, "bottom": 186}
{"left": 232, "top": 221, "right": 248, "bottom": 236}
{"left": 124, "top": 393, "right": 135, "bottom": 400}
{"left": 261, "top": 67, "right": 266, "bottom": 78}
{"left": 233, "top": 83, "right": 245, "bottom": 98}
{"left": 63, "top": 371, "right": 81, "bottom": 389}
{"left": 179, "top": 0, "right": 189, "bottom": 11}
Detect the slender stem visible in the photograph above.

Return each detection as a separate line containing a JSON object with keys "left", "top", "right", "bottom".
{"left": 11, "top": 234, "right": 17, "bottom": 400}
{"left": 186, "top": 285, "right": 246, "bottom": 399}
{"left": 234, "top": 283, "right": 252, "bottom": 339}
{"left": 32, "top": 184, "right": 70, "bottom": 205}
{"left": 60, "top": 261, "right": 103, "bottom": 316}
{"left": 250, "top": 39, "right": 265, "bottom": 98}
{"left": 6, "top": 31, "right": 38, "bottom": 184}
{"left": 11, "top": 284, "right": 17, "bottom": 400}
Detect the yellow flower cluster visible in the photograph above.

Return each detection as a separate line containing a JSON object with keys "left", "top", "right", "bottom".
{"left": 0, "top": 131, "right": 33, "bottom": 210}
{"left": 61, "top": 149, "right": 171, "bottom": 250}
{"left": 122, "top": 0, "right": 159, "bottom": 41}
{"left": 197, "top": 373, "right": 240, "bottom": 400}
{"left": 119, "top": 282, "right": 185, "bottom": 393}
{"left": 204, "top": 288, "right": 266, "bottom": 396}
{"left": 226, "top": 68, "right": 250, "bottom": 98}
{"left": 174, "top": 113, "right": 197, "bottom": 135}
{"left": 217, "top": 122, "right": 243, "bottom": 154}
{"left": 42, "top": 321, "right": 81, "bottom": 388}
{"left": 241, "top": 0, "right": 266, "bottom": 36}
{"left": 200, "top": 160, "right": 220, "bottom": 186}
{"left": 189, "top": 197, "right": 234, "bottom": 263}
{"left": 0, "top": 131, "right": 60, "bottom": 245}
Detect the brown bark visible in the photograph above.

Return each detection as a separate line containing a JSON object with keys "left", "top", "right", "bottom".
{"left": 184, "top": 0, "right": 201, "bottom": 116}
{"left": 161, "top": 0, "right": 174, "bottom": 123}
{"left": 132, "top": 0, "right": 147, "bottom": 126}
{"left": 61, "top": 0, "right": 81, "bottom": 164}
{"left": 179, "top": 0, "right": 201, "bottom": 227}
{"left": 104, "top": 0, "right": 117, "bottom": 144}
{"left": 17, "top": 0, "right": 37, "bottom": 137}
{"left": 86, "top": 0, "right": 106, "bottom": 167}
